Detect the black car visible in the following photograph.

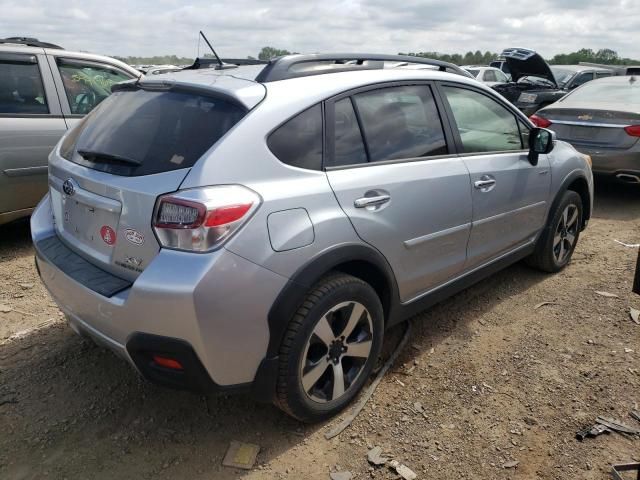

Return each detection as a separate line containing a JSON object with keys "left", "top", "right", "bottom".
{"left": 491, "top": 48, "right": 613, "bottom": 116}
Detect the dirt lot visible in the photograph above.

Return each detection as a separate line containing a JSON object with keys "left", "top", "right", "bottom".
{"left": 1, "top": 179, "right": 639, "bottom": 480}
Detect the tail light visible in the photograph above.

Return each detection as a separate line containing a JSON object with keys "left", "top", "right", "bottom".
{"left": 624, "top": 125, "right": 640, "bottom": 137}
{"left": 153, "top": 185, "right": 261, "bottom": 252}
{"left": 530, "top": 114, "right": 552, "bottom": 128}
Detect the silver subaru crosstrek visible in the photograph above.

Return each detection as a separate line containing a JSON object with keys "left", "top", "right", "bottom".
{"left": 31, "top": 54, "right": 593, "bottom": 421}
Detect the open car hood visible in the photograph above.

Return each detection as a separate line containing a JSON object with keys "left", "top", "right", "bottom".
{"left": 500, "top": 47, "right": 558, "bottom": 88}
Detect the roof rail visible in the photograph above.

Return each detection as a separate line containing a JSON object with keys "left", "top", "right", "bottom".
{"left": 254, "top": 53, "right": 472, "bottom": 82}
{"left": 0, "top": 37, "right": 64, "bottom": 50}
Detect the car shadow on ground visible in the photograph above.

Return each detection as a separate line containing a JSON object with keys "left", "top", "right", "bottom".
{"left": 592, "top": 176, "right": 640, "bottom": 221}
{"left": 0, "top": 219, "right": 33, "bottom": 261}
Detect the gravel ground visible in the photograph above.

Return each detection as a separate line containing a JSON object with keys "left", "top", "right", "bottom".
{"left": 0, "top": 179, "right": 639, "bottom": 480}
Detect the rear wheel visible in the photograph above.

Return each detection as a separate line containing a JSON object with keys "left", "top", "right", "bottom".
{"left": 275, "top": 274, "right": 383, "bottom": 422}
{"left": 527, "top": 190, "right": 582, "bottom": 272}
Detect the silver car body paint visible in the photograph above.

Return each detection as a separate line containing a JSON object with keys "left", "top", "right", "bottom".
{"left": 32, "top": 64, "right": 593, "bottom": 387}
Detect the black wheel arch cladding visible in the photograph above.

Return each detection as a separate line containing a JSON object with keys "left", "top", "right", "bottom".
{"left": 264, "top": 243, "right": 399, "bottom": 359}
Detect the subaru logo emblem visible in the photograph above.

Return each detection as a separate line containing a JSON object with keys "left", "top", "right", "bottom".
{"left": 62, "top": 178, "right": 76, "bottom": 196}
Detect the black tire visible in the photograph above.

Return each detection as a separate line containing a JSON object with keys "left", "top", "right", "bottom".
{"left": 275, "top": 273, "right": 384, "bottom": 422}
{"left": 527, "top": 190, "right": 583, "bottom": 272}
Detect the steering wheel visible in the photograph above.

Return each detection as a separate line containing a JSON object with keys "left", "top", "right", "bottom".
{"left": 74, "top": 91, "right": 96, "bottom": 115}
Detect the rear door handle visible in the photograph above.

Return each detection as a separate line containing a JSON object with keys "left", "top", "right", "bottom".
{"left": 354, "top": 194, "right": 391, "bottom": 208}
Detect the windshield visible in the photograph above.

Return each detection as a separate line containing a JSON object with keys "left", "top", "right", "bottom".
{"left": 465, "top": 69, "right": 480, "bottom": 77}
{"left": 64, "top": 88, "right": 246, "bottom": 176}
{"left": 550, "top": 67, "right": 575, "bottom": 87}
{"left": 563, "top": 78, "right": 640, "bottom": 105}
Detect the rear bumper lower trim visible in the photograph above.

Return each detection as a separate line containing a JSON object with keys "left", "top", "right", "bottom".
{"left": 36, "top": 235, "right": 131, "bottom": 297}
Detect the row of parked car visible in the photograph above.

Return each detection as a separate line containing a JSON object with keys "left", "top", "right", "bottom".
{"left": 0, "top": 35, "right": 632, "bottom": 421}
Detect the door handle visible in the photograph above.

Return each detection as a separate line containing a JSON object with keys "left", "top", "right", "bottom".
{"left": 474, "top": 178, "right": 496, "bottom": 190}
{"left": 354, "top": 194, "right": 391, "bottom": 208}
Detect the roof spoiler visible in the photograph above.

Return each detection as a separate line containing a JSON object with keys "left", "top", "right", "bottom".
{"left": 254, "top": 53, "right": 472, "bottom": 82}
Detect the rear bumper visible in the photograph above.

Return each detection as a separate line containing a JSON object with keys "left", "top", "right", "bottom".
{"left": 571, "top": 146, "right": 640, "bottom": 177}
{"left": 31, "top": 194, "right": 288, "bottom": 394}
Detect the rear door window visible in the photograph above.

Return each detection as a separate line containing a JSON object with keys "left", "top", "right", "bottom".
{"left": 57, "top": 59, "right": 134, "bottom": 114}
{"left": 330, "top": 98, "right": 367, "bottom": 167}
{"left": 64, "top": 88, "right": 247, "bottom": 176}
{"left": 0, "top": 55, "right": 48, "bottom": 114}
{"left": 352, "top": 85, "right": 447, "bottom": 162}
{"left": 268, "top": 104, "right": 322, "bottom": 170}
{"left": 442, "top": 86, "right": 523, "bottom": 153}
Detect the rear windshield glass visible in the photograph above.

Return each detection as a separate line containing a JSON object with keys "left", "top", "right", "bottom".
{"left": 66, "top": 88, "right": 246, "bottom": 176}
{"left": 564, "top": 79, "right": 640, "bottom": 105}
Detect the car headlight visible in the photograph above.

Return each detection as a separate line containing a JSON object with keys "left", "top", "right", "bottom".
{"left": 517, "top": 93, "right": 538, "bottom": 103}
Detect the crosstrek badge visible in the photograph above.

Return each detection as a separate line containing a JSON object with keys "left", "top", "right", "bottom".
{"left": 100, "top": 226, "right": 116, "bottom": 245}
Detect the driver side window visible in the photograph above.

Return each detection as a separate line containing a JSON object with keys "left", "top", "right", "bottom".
{"left": 57, "top": 60, "right": 132, "bottom": 115}
{"left": 442, "top": 86, "right": 523, "bottom": 153}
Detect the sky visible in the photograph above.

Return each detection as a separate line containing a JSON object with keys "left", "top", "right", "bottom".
{"left": 1, "top": 0, "right": 638, "bottom": 60}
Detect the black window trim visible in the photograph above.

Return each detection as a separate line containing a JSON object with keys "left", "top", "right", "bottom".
{"left": 0, "top": 54, "right": 52, "bottom": 117}
{"left": 323, "top": 80, "right": 458, "bottom": 171}
{"left": 434, "top": 80, "right": 532, "bottom": 158}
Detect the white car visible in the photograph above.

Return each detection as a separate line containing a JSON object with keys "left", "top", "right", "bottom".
{"left": 462, "top": 66, "right": 509, "bottom": 86}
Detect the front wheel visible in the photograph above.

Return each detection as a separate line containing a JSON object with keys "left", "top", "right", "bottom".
{"left": 275, "top": 274, "right": 384, "bottom": 422}
{"left": 527, "top": 190, "right": 583, "bottom": 272}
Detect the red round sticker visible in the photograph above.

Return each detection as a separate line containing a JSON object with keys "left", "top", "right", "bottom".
{"left": 100, "top": 225, "right": 116, "bottom": 245}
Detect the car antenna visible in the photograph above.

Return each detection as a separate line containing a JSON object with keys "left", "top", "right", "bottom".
{"left": 199, "top": 30, "right": 224, "bottom": 69}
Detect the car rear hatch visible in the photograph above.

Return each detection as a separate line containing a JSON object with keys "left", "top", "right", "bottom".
{"left": 540, "top": 107, "right": 640, "bottom": 149}
{"left": 48, "top": 75, "right": 264, "bottom": 282}
{"left": 499, "top": 48, "right": 558, "bottom": 88}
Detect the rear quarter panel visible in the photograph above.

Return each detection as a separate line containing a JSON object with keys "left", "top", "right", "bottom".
{"left": 547, "top": 140, "right": 594, "bottom": 222}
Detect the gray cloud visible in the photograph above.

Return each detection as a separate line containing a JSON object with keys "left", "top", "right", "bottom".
{"left": 0, "top": 0, "right": 636, "bottom": 59}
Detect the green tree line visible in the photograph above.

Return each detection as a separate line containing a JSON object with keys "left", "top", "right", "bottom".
{"left": 115, "top": 47, "right": 639, "bottom": 67}
{"left": 401, "top": 48, "right": 639, "bottom": 66}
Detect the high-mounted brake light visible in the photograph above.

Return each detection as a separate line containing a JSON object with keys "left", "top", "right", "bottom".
{"left": 530, "top": 114, "right": 552, "bottom": 128}
{"left": 624, "top": 125, "right": 640, "bottom": 137}
{"left": 152, "top": 185, "right": 261, "bottom": 252}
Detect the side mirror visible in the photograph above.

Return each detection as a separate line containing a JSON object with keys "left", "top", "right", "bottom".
{"left": 528, "top": 127, "right": 555, "bottom": 165}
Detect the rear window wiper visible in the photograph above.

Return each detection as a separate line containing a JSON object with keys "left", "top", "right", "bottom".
{"left": 77, "top": 149, "right": 142, "bottom": 166}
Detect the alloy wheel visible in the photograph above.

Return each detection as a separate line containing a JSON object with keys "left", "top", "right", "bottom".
{"left": 553, "top": 203, "right": 579, "bottom": 263}
{"left": 300, "top": 301, "right": 373, "bottom": 403}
